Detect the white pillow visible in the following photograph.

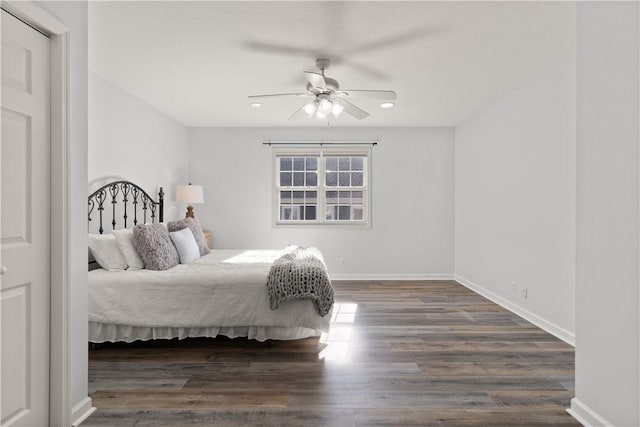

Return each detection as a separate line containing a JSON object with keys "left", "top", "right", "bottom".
{"left": 113, "top": 229, "right": 144, "bottom": 270}
{"left": 88, "top": 234, "right": 128, "bottom": 271}
{"left": 169, "top": 227, "right": 200, "bottom": 264}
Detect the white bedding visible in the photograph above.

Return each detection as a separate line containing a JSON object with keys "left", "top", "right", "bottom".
{"left": 88, "top": 249, "right": 331, "bottom": 342}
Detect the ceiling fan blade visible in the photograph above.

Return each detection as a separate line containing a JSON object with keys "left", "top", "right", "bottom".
{"left": 304, "top": 71, "right": 327, "bottom": 90}
{"left": 341, "top": 99, "right": 370, "bottom": 120}
{"left": 248, "top": 93, "right": 310, "bottom": 100}
{"left": 345, "top": 27, "right": 437, "bottom": 55}
{"left": 244, "top": 40, "right": 311, "bottom": 57}
{"left": 342, "top": 60, "right": 391, "bottom": 80}
{"left": 338, "top": 90, "right": 397, "bottom": 100}
{"left": 288, "top": 102, "right": 312, "bottom": 121}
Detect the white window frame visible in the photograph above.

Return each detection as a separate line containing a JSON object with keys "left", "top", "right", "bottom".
{"left": 272, "top": 146, "right": 372, "bottom": 227}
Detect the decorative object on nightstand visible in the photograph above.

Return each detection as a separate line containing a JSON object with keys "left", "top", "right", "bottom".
{"left": 176, "top": 183, "right": 204, "bottom": 218}
{"left": 203, "top": 230, "right": 212, "bottom": 249}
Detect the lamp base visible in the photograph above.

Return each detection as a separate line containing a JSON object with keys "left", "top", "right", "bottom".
{"left": 185, "top": 205, "right": 195, "bottom": 218}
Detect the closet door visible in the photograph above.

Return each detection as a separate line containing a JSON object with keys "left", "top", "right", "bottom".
{"left": 1, "top": 9, "right": 51, "bottom": 426}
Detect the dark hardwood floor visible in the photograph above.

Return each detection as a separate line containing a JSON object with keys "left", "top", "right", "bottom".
{"left": 85, "top": 280, "right": 579, "bottom": 426}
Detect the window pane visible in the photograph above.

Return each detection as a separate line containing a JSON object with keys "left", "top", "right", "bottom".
{"left": 353, "top": 206, "right": 363, "bottom": 220}
{"left": 280, "top": 172, "right": 292, "bottom": 186}
{"left": 298, "top": 206, "right": 305, "bottom": 220}
{"left": 326, "top": 172, "right": 338, "bottom": 186}
{"left": 280, "top": 191, "right": 292, "bottom": 203}
{"left": 306, "top": 157, "right": 317, "bottom": 170}
{"left": 293, "top": 157, "right": 305, "bottom": 171}
{"left": 351, "top": 172, "right": 363, "bottom": 186}
{"left": 325, "top": 205, "right": 337, "bottom": 220}
{"left": 339, "top": 172, "right": 350, "bottom": 186}
{"left": 306, "top": 191, "right": 317, "bottom": 204}
{"left": 305, "top": 206, "right": 316, "bottom": 220}
{"left": 339, "top": 191, "right": 350, "bottom": 203}
{"left": 306, "top": 172, "right": 317, "bottom": 186}
{"left": 326, "top": 191, "right": 338, "bottom": 204}
{"left": 293, "top": 191, "right": 304, "bottom": 204}
{"left": 338, "top": 206, "right": 350, "bottom": 220}
{"left": 281, "top": 206, "right": 292, "bottom": 220}
{"left": 280, "top": 157, "right": 292, "bottom": 171}
{"left": 352, "top": 191, "right": 363, "bottom": 204}
{"left": 293, "top": 172, "right": 304, "bottom": 186}
{"left": 339, "top": 157, "right": 350, "bottom": 171}
{"left": 351, "top": 157, "right": 364, "bottom": 171}
{"left": 291, "top": 206, "right": 302, "bottom": 220}
{"left": 326, "top": 157, "right": 338, "bottom": 171}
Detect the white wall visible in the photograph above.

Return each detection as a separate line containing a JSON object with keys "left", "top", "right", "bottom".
{"left": 88, "top": 72, "right": 189, "bottom": 222}
{"left": 34, "top": 0, "right": 88, "bottom": 414}
{"left": 454, "top": 58, "right": 576, "bottom": 344}
{"left": 572, "top": 2, "right": 639, "bottom": 426}
{"left": 188, "top": 127, "right": 455, "bottom": 278}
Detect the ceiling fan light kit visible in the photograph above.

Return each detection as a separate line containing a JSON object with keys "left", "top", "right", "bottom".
{"left": 318, "top": 97, "right": 333, "bottom": 115}
{"left": 300, "top": 98, "right": 346, "bottom": 121}
{"left": 332, "top": 101, "right": 345, "bottom": 118}
{"left": 303, "top": 101, "right": 318, "bottom": 116}
{"left": 248, "top": 58, "right": 397, "bottom": 122}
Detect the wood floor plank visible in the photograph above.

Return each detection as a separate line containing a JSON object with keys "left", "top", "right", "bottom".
{"left": 85, "top": 280, "right": 578, "bottom": 426}
{"left": 85, "top": 409, "right": 357, "bottom": 427}
{"left": 353, "top": 407, "right": 579, "bottom": 427}
{"left": 91, "top": 390, "right": 290, "bottom": 409}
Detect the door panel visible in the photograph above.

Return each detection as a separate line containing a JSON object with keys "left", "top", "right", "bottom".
{"left": 1, "top": 9, "right": 51, "bottom": 426}
{"left": 1, "top": 38, "right": 32, "bottom": 93}
{"left": 1, "top": 108, "right": 30, "bottom": 245}
{"left": 1, "top": 284, "right": 30, "bottom": 423}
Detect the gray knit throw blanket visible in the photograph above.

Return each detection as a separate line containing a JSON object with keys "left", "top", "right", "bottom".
{"left": 266, "top": 246, "right": 334, "bottom": 317}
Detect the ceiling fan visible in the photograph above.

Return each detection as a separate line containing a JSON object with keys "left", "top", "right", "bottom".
{"left": 247, "top": 59, "right": 397, "bottom": 121}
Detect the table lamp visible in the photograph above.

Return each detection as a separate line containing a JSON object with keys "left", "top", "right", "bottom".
{"left": 176, "top": 183, "right": 204, "bottom": 218}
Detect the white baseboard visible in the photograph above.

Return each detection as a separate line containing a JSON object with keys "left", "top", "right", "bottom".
{"left": 454, "top": 274, "right": 575, "bottom": 346}
{"left": 568, "top": 398, "right": 613, "bottom": 427}
{"left": 330, "top": 273, "right": 455, "bottom": 281}
{"left": 71, "top": 396, "right": 96, "bottom": 427}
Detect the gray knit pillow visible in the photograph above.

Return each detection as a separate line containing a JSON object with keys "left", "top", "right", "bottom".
{"left": 167, "top": 217, "right": 210, "bottom": 256}
{"left": 132, "top": 223, "right": 179, "bottom": 271}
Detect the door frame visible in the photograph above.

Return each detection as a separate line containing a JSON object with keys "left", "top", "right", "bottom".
{"left": 0, "top": 1, "right": 71, "bottom": 425}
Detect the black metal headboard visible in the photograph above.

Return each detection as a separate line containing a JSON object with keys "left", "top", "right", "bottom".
{"left": 88, "top": 181, "right": 164, "bottom": 234}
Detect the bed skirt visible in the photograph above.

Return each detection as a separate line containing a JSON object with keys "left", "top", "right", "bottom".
{"left": 89, "top": 321, "right": 322, "bottom": 343}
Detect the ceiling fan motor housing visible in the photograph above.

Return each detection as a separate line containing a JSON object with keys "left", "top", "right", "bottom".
{"left": 307, "top": 77, "right": 339, "bottom": 93}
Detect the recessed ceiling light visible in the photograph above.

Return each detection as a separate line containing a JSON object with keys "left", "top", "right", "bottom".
{"left": 380, "top": 102, "right": 395, "bottom": 109}
{"left": 250, "top": 102, "right": 263, "bottom": 108}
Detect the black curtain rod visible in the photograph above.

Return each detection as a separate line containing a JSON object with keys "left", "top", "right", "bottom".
{"left": 262, "top": 141, "right": 377, "bottom": 146}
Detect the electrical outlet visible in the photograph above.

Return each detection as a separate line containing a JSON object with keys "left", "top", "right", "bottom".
{"left": 511, "top": 281, "right": 517, "bottom": 294}
{"left": 340, "top": 258, "right": 346, "bottom": 266}
{"left": 521, "top": 287, "right": 528, "bottom": 299}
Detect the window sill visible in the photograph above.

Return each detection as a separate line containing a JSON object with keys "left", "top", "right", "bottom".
{"left": 273, "top": 221, "right": 371, "bottom": 229}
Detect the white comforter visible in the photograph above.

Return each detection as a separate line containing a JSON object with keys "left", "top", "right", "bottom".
{"left": 88, "top": 249, "right": 331, "bottom": 341}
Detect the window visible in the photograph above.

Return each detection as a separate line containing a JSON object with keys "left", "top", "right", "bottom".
{"left": 274, "top": 148, "right": 371, "bottom": 225}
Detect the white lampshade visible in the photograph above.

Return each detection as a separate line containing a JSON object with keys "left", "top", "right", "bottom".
{"left": 332, "top": 101, "right": 345, "bottom": 118}
{"left": 318, "top": 98, "right": 333, "bottom": 115}
{"left": 176, "top": 184, "right": 204, "bottom": 204}
{"left": 303, "top": 101, "right": 318, "bottom": 117}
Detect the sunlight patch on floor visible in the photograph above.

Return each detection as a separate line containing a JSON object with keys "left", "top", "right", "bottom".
{"left": 319, "top": 303, "right": 358, "bottom": 362}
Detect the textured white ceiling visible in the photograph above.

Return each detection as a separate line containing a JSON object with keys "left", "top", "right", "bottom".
{"left": 88, "top": 1, "right": 576, "bottom": 127}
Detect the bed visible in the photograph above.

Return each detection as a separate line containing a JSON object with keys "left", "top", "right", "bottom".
{"left": 87, "top": 181, "right": 333, "bottom": 343}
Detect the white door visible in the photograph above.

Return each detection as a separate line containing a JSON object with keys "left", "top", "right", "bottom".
{"left": 1, "top": 9, "right": 51, "bottom": 426}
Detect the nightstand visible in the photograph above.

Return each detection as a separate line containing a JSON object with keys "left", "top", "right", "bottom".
{"left": 203, "top": 230, "right": 212, "bottom": 249}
